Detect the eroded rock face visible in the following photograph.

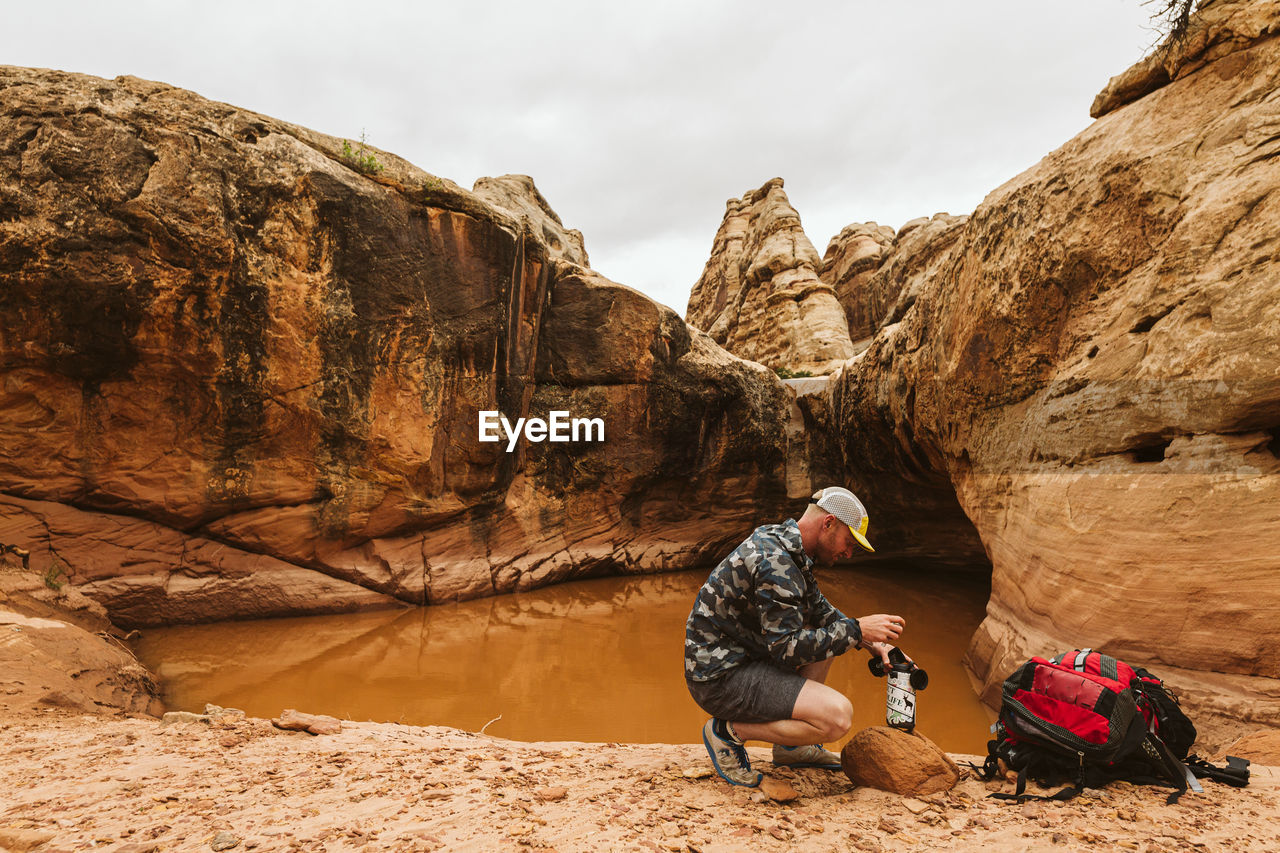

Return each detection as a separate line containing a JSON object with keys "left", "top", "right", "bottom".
{"left": 0, "top": 67, "right": 794, "bottom": 626}
{"left": 830, "top": 0, "right": 1280, "bottom": 738}
{"left": 821, "top": 215, "right": 965, "bottom": 344}
{"left": 1091, "top": 0, "right": 1280, "bottom": 118}
{"left": 686, "top": 178, "right": 855, "bottom": 375}
{"left": 819, "top": 221, "right": 895, "bottom": 343}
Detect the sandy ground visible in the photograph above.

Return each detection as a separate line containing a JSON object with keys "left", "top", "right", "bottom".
{"left": 1, "top": 707, "right": 1278, "bottom": 853}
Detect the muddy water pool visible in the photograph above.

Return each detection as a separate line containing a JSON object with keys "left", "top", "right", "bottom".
{"left": 134, "top": 564, "right": 995, "bottom": 754}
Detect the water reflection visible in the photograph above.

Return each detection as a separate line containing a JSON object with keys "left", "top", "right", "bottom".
{"left": 135, "top": 565, "right": 995, "bottom": 753}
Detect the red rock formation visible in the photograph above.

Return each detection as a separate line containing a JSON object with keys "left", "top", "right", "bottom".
{"left": 0, "top": 67, "right": 794, "bottom": 626}
{"left": 686, "top": 178, "right": 856, "bottom": 375}
{"left": 824, "top": 0, "right": 1280, "bottom": 740}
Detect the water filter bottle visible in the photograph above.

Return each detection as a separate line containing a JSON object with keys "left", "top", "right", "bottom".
{"left": 867, "top": 646, "right": 929, "bottom": 732}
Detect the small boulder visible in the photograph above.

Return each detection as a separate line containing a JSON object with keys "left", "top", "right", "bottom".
{"left": 271, "top": 708, "right": 342, "bottom": 736}
{"left": 840, "top": 726, "right": 959, "bottom": 796}
{"left": 204, "top": 703, "right": 246, "bottom": 721}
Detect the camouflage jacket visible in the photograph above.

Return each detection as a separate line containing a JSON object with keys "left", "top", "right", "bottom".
{"left": 684, "top": 520, "right": 862, "bottom": 682}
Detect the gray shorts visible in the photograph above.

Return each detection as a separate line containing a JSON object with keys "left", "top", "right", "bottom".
{"left": 686, "top": 661, "right": 806, "bottom": 724}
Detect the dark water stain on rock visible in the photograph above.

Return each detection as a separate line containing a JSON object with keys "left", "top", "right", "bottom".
{"left": 42, "top": 274, "right": 153, "bottom": 392}
{"left": 209, "top": 243, "right": 268, "bottom": 505}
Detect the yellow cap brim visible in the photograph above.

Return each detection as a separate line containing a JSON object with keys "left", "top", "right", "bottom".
{"left": 848, "top": 524, "right": 875, "bottom": 553}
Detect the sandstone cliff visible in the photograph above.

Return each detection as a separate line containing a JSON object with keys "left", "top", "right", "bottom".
{"left": 685, "top": 178, "right": 856, "bottom": 375}
{"left": 820, "top": 0, "right": 1280, "bottom": 739}
{"left": 1091, "top": 0, "right": 1280, "bottom": 117}
{"left": 0, "top": 67, "right": 795, "bottom": 627}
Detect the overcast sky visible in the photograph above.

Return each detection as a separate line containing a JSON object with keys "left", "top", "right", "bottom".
{"left": 6, "top": 1, "right": 1162, "bottom": 314}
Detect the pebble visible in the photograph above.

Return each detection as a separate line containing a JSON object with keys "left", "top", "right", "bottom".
{"left": 209, "top": 831, "right": 239, "bottom": 851}
{"left": 759, "top": 777, "right": 800, "bottom": 803}
{"left": 535, "top": 786, "right": 568, "bottom": 802}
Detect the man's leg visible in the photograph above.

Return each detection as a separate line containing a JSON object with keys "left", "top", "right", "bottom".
{"left": 692, "top": 660, "right": 849, "bottom": 785}
{"left": 729, "top": 677, "right": 852, "bottom": 746}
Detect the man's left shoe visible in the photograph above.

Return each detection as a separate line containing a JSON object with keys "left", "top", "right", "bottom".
{"left": 772, "top": 743, "right": 843, "bottom": 770}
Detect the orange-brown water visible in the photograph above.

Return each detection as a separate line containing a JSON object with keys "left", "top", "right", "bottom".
{"left": 134, "top": 564, "right": 996, "bottom": 754}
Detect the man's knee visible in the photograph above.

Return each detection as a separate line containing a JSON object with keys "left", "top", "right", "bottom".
{"left": 819, "top": 693, "right": 853, "bottom": 741}
{"left": 795, "top": 683, "right": 853, "bottom": 741}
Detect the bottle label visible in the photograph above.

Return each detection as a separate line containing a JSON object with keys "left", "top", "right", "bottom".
{"left": 886, "top": 670, "right": 915, "bottom": 730}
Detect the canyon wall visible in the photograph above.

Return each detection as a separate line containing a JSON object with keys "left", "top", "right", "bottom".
{"left": 825, "top": 0, "right": 1280, "bottom": 738}
{"left": 676, "top": 0, "right": 1280, "bottom": 740}
{"left": 0, "top": 67, "right": 796, "bottom": 627}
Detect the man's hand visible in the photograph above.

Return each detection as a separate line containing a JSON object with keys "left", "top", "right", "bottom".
{"left": 863, "top": 641, "right": 914, "bottom": 667}
{"left": 857, "top": 614, "right": 905, "bottom": 646}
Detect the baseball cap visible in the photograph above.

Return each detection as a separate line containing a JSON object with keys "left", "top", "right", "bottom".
{"left": 812, "top": 487, "right": 875, "bottom": 553}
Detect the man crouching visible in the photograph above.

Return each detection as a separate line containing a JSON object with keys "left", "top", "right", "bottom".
{"left": 684, "top": 486, "right": 905, "bottom": 786}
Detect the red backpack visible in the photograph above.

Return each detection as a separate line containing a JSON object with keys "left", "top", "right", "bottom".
{"left": 978, "top": 649, "right": 1245, "bottom": 803}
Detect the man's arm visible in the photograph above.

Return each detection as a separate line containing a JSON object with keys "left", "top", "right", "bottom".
{"left": 757, "top": 561, "right": 862, "bottom": 668}
{"left": 809, "top": 587, "right": 847, "bottom": 627}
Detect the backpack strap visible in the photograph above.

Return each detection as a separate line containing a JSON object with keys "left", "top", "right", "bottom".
{"left": 960, "top": 754, "right": 1002, "bottom": 781}
{"left": 1145, "top": 732, "right": 1191, "bottom": 805}
{"left": 1049, "top": 649, "right": 1092, "bottom": 669}
{"left": 1047, "top": 648, "right": 1121, "bottom": 680}
{"left": 1185, "top": 755, "right": 1251, "bottom": 788}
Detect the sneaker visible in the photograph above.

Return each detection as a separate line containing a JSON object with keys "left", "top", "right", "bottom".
{"left": 701, "top": 719, "right": 762, "bottom": 787}
{"left": 772, "top": 743, "right": 843, "bottom": 770}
